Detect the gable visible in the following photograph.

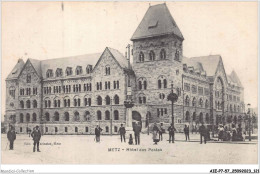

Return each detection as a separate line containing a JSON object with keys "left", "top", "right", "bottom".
{"left": 213, "top": 58, "right": 229, "bottom": 88}
{"left": 18, "top": 59, "right": 41, "bottom": 84}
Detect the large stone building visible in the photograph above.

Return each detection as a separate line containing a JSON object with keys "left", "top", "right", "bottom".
{"left": 5, "top": 3, "right": 245, "bottom": 134}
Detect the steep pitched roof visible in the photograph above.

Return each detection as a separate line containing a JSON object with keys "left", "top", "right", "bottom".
{"left": 228, "top": 70, "right": 243, "bottom": 87}
{"left": 28, "top": 58, "right": 42, "bottom": 77}
{"left": 40, "top": 53, "right": 102, "bottom": 79}
{"left": 107, "top": 47, "right": 128, "bottom": 69}
{"left": 189, "top": 55, "right": 221, "bottom": 76}
{"left": 6, "top": 59, "right": 25, "bottom": 80}
{"left": 131, "top": 3, "right": 184, "bottom": 41}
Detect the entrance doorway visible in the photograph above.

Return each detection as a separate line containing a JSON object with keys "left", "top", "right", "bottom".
{"left": 132, "top": 111, "right": 142, "bottom": 129}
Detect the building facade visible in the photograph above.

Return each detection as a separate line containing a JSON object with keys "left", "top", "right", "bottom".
{"left": 5, "top": 3, "right": 245, "bottom": 134}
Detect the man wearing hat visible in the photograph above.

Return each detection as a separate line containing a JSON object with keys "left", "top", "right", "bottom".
{"left": 118, "top": 124, "right": 126, "bottom": 142}
{"left": 31, "top": 125, "right": 41, "bottom": 152}
{"left": 133, "top": 121, "right": 141, "bottom": 145}
{"left": 7, "top": 125, "right": 16, "bottom": 150}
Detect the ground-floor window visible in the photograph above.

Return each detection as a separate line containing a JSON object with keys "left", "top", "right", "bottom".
{"left": 114, "top": 126, "right": 118, "bottom": 132}
{"left": 85, "top": 127, "right": 88, "bottom": 132}
{"left": 75, "top": 127, "right": 78, "bottom": 132}
{"left": 65, "top": 127, "right": 68, "bottom": 132}
{"left": 45, "top": 127, "right": 48, "bottom": 133}
{"left": 105, "top": 126, "right": 109, "bottom": 132}
{"left": 55, "top": 127, "right": 58, "bottom": 133}
{"left": 20, "top": 127, "right": 22, "bottom": 132}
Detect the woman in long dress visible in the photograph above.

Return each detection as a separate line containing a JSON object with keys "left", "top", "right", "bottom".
{"left": 152, "top": 123, "right": 159, "bottom": 145}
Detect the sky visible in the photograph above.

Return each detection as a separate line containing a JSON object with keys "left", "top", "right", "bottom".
{"left": 1, "top": 1, "right": 258, "bottom": 120}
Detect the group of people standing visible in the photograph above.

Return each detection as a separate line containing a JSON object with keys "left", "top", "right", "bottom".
{"left": 218, "top": 124, "right": 244, "bottom": 141}
{"left": 152, "top": 123, "right": 177, "bottom": 144}
{"left": 7, "top": 125, "right": 41, "bottom": 152}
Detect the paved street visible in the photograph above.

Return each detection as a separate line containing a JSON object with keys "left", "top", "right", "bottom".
{"left": 1, "top": 133, "right": 258, "bottom": 164}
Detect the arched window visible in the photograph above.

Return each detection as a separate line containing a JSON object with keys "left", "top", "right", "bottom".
{"left": 149, "top": 50, "right": 155, "bottom": 61}
{"left": 74, "top": 111, "right": 80, "bottom": 122}
{"left": 97, "top": 96, "right": 102, "bottom": 105}
{"left": 54, "top": 112, "right": 59, "bottom": 121}
{"left": 20, "top": 113, "right": 24, "bottom": 123}
{"left": 105, "top": 126, "right": 109, "bottom": 132}
{"left": 45, "top": 112, "right": 50, "bottom": 121}
{"left": 199, "top": 113, "right": 203, "bottom": 123}
{"left": 26, "top": 74, "right": 31, "bottom": 83}
{"left": 32, "top": 113, "right": 37, "bottom": 122}
{"left": 33, "top": 100, "right": 37, "bottom": 108}
{"left": 205, "top": 99, "right": 209, "bottom": 108}
{"left": 105, "top": 65, "right": 110, "bottom": 75}
{"left": 105, "top": 96, "right": 111, "bottom": 105}
{"left": 138, "top": 93, "right": 146, "bottom": 104}
{"left": 192, "top": 112, "right": 196, "bottom": 121}
{"left": 114, "top": 95, "right": 119, "bottom": 104}
{"left": 185, "top": 96, "right": 190, "bottom": 106}
{"left": 114, "top": 126, "right": 118, "bottom": 133}
{"left": 138, "top": 77, "right": 147, "bottom": 90}
{"left": 114, "top": 110, "right": 119, "bottom": 120}
{"left": 26, "top": 100, "right": 31, "bottom": 108}
{"left": 64, "top": 112, "right": 69, "bottom": 121}
{"left": 97, "top": 111, "right": 102, "bottom": 120}
{"left": 20, "top": 101, "right": 24, "bottom": 108}
{"left": 73, "top": 96, "right": 80, "bottom": 107}
{"left": 85, "top": 111, "right": 90, "bottom": 121}
{"left": 64, "top": 96, "right": 70, "bottom": 107}
{"left": 199, "top": 98, "right": 203, "bottom": 107}
{"left": 105, "top": 110, "right": 110, "bottom": 120}
{"left": 158, "top": 76, "right": 167, "bottom": 89}
{"left": 26, "top": 113, "right": 30, "bottom": 122}
{"left": 175, "top": 50, "right": 180, "bottom": 61}
{"left": 230, "top": 104, "right": 233, "bottom": 112}
{"left": 160, "top": 49, "right": 166, "bottom": 59}
{"left": 185, "top": 111, "right": 190, "bottom": 121}
{"left": 192, "top": 97, "right": 196, "bottom": 107}
{"left": 139, "top": 52, "right": 144, "bottom": 62}
{"left": 217, "top": 101, "right": 220, "bottom": 110}
{"left": 206, "top": 113, "right": 210, "bottom": 124}
{"left": 234, "top": 104, "right": 236, "bottom": 112}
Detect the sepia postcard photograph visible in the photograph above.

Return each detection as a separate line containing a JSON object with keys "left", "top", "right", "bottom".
{"left": 1, "top": 1, "right": 259, "bottom": 171}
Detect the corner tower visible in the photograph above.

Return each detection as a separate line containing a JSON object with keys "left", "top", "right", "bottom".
{"left": 130, "top": 3, "right": 184, "bottom": 127}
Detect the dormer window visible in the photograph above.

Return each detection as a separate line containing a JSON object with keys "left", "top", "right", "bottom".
{"left": 46, "top": 69, "right": 53, "bottom": 78}
{"left": 56, "top": 68, "right": 63, "bottom": 77}
{"left": 139, "top": 52, "right": 144, "bottom": 62}
{"left": 105, "top": 66, "right": 110, "bottom": 75}
{"left": 76, "top": 66, "right": 82, "bottom": 75}
{"left": 26, "top": 74, "right": 31, "bottom": 83}
{"left": 86, "top": 65, "right": 92, "bottom": 74}
{"left": 149, "top": 50, "right": 155, "bottom": 61}
{"left": 66, "top": 67, "right": 72, "bottom": 76}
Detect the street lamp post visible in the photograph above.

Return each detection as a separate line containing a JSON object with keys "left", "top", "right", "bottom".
{"left": 167, "top": 82, "right": 178, "bottom": 127}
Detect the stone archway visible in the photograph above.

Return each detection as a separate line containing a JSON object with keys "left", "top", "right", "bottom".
{"left": 132, "top": 111, "right": 142, "bottom": 128}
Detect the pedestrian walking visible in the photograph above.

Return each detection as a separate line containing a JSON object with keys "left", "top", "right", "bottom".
{"left": 218, "top": 125, "right": 224, "bottom": 141}
{"left": 236, "top": 124, "right": 244, "bottom": 141}
{"left": 28, "top": 128, "right": 31, "bottom": 137}
{"left": 118, "top": 124, "right": 126, "bottom": 142}
{"left": 7, "top": 126, "right": 16, "bottom": 150}
{"left": 199, "top": 123, "right": 207, "bottom": 144}
{"left": 95, "top": 125, "right": 103, "bottom": 143}
{"left": 133, "top": 121, "right": 141, "bottom": 145}
{"left": 168, "top": 123, "right": 176, "bottom": 143}
{"left": 231, "top": 124, "right": 237, "bottom": 141}
{"left": 158, "top": 123, "right": 164, "bottom": 141}
{"left": 31, "top": 125, "right": 41, "bottom": 152}
{"left": 184, "top": 125, "right": 190, "bottom": 141}
{"left": 152, "top": 123, "right": 159, "bottom": 145}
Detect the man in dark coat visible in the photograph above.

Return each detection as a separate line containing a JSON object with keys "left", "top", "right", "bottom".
{"left": 31, "top": 125, "right": 41, "bottom": 152}
{"left": 184, "top": 125, "right": 190, "bottom": 141}
{"left": 158, "top": 123, "right": 164, "bottom": 141}
{"left": 133, "top": 122, "right": 141, "bottom": 145}
{"left": 199, "top": 123, "right": 207, "bottom": 144}
{"left": 118, "top": 124, "right": 126, "bottom": 142}
{"left": 168, "top": 123, "right": 176, "bottom": 143}
{"left": 95, "top": 125, "right": 102, "bottom": 143}
{"left": 7, "top": 126, "right": 16, "bottom": 150}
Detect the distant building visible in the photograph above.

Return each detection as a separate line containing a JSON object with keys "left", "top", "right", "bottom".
{"left": 5, "top": 3, "right": 245, "bottom": 134}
